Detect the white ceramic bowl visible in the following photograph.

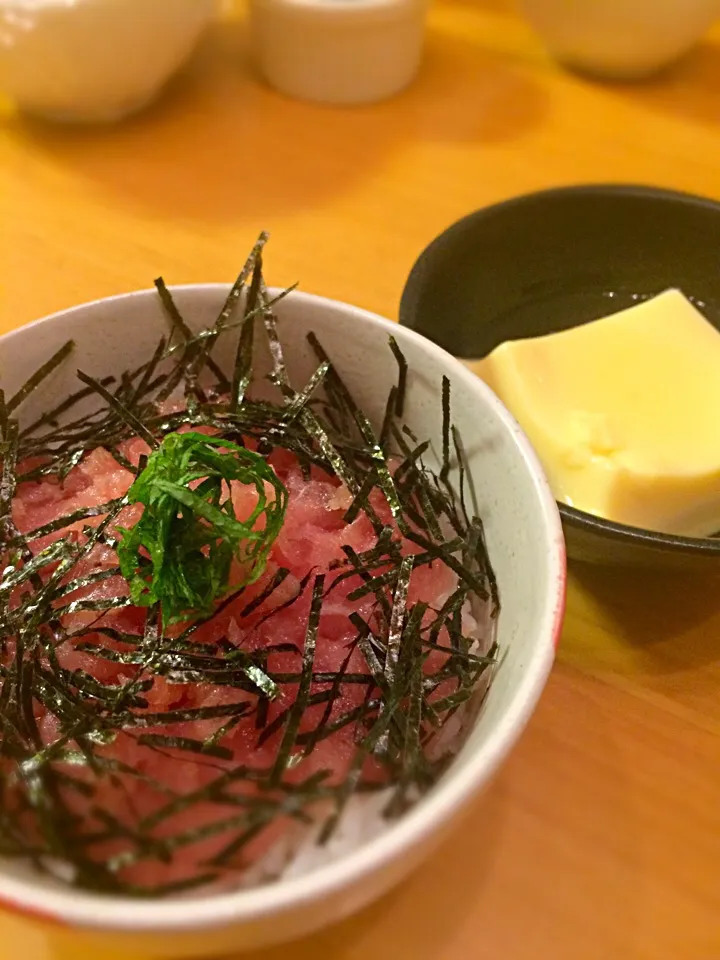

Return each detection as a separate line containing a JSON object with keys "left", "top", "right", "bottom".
{"left": 0, "top": 0, "right": 217, "bottom": 123}
{"left": 0, "top": 287, "right": 565, "bottom": 957}
{"left": 520, "top": 0, "right": 720, "bottom": 80}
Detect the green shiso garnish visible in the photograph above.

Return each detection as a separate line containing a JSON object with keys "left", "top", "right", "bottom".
{"left": 117, "top": 432, "right": 288, "bottom": 626}
{"left": 0, "top": 235, "right": 500, "bottom": 897}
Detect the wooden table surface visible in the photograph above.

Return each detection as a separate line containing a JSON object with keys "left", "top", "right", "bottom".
{"left": 1, "top": 1, "right": 719, "bottom": 957}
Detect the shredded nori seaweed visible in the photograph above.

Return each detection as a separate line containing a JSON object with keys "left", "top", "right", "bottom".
{"left": 0, "top": 236, "right": 499, "bottom": 897}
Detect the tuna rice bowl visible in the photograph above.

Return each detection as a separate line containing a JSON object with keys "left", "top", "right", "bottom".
{"left": 0, "top": 236, "right": 501, "bottom": 899}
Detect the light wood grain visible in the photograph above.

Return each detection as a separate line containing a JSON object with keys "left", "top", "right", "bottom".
{"left": 1, "top": 1, "right": 719, "bottom": 957}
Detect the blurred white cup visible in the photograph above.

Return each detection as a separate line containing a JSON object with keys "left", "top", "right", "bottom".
{"left": 0, "top": 0, "right": 217, "bottom": 123}
{"left": 249, "top": 0, "right": 428, "bottom": 105}
{"left": 520, "top": 0, "right": 720, "bottom": 80}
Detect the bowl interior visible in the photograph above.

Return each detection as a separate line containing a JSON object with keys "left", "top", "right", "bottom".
{"left": 399, "top": 184, "right": 720, "bottom": 358}
{"left": 399, "top": 184, "right": 720, "bottom": 568}
{"left": 0, "top": 287, "right": 563, "bottom": 934}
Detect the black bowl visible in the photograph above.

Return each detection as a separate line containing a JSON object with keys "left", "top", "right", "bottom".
{"left": 399, "top": 184, "right": 720, "bottom": 571}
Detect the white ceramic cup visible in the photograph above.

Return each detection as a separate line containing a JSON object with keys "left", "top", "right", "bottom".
{"left": 0, "top": 287, "right": 565, "bottom": 956}
{"left": 249, "top": 0, "right": 428, "bottom": 105}
{"left": 0, "top": 0, "right": 217, "bottom": 122}
{"left": 520, "top": 0, "right": 720, "bottom": 80}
